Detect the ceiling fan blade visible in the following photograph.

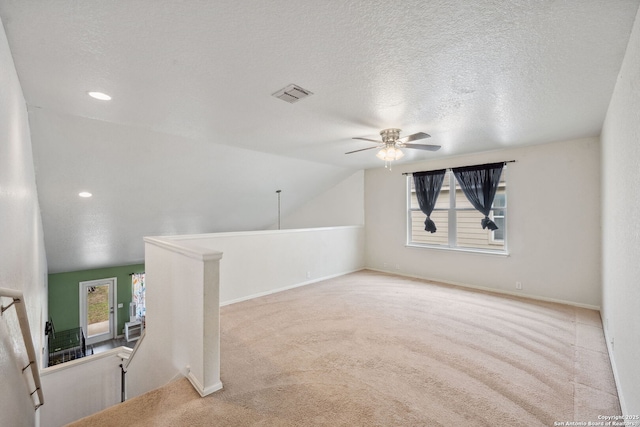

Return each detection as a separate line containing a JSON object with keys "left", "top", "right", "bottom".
{"left": 403, "top": 143, "right": 441, "bottom": 151}
{"left": 400, "top": 132, "right": 431, "bottom": 143}
{"left": 353, "top": 137, "right": 381, "bottom": 143}
{"left": 345, "top": 146, "right": 380, "bottom": 154}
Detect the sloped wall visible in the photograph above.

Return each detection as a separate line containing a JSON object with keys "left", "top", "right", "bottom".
{"left": 28, "top": 108, "right": 360, "bottom": 274}
{"left": 280, "top": 170, "right": 364, "bottom": 229}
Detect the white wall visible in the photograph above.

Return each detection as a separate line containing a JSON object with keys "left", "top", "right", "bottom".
{"left": 39, "top": 350, "right": 127, "bottom": 427}
{"left": 126, "top": 226, "right": 363, "bottom": 400}
{"left": 127, "top": 240, "right": 222, "bottom": 399}
{"left": 365, "top": 138, "right": 601, "bottom": 307}
{"left": 0, "top": 17, "right": 48, "bottom": 427}
{"left": 601, "top": 4, "right": 640, "bottom": 415}
{"left": 170, "top": 226, "right": 365, "bottom": 305}
{"left": 281, "top": 170, "right": 365, "bottom": 229}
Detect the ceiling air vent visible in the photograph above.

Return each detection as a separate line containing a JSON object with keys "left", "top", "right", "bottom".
{"left": 272, "top": 84, "right": 313, "bottom": 104}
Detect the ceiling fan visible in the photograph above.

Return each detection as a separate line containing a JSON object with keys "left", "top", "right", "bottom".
{"left": 346, "top": 128, "right": 441, "bottom": 167}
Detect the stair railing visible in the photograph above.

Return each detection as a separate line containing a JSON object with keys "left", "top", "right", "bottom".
{"left": 119, "top": 328, "right": 145, "bottom": 402}
{"left": 0, "top": 287, "right": 44, "bottom": 410}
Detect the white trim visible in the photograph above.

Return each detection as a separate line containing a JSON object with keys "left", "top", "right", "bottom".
{"left": 366, "top": 268, "right": 601, "bottom": 311}
{"left": 405, "top": 243, "right": 509, "bottom": 257}
{"left": 143, "top": 237, "right": 223, "bottom": 262}
{"left": 406, "top": 179, "right": 413, "bottom": 247}
{"left": 186, "top": 371, "right": 223, "bottom": 397}
{"left": 220, "top": 268, "right": 365, "bottom": 307}
{"left": 601, "top": 313, "right": 627, "bottom": 414}
{"left": 123, "top": 330, "right": 145, "bottom": 370}
{"left": 40, "top": 346, "right": 132, "bottom": 376}
{"left": 448, "top": 172, "right": 457, "bottom": 247}
{"left": 150, "top": 225, "right": 363, "bottom": 242}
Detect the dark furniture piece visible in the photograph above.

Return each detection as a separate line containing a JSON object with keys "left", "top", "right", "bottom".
{"left": 48, "top": 326, "right": 86, "bottom": 366}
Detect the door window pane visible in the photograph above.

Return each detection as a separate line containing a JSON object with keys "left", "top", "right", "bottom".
{"left": 87, "top": 283, "right": 110, "bottom": 337}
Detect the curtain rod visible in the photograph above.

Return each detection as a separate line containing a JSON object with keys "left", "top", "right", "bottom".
{"left": 402, "top": 160, "right": 516, "bottom": 176}
{"left": 129, "top": 272, "right": 145, "bottom": 275}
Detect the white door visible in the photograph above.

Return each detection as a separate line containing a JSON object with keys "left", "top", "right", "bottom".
{"left": 79, "top": 278, "right": 116, "bottom": 345}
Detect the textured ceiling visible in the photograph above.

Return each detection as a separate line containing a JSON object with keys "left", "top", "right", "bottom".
{"left": 0, "top": 0, "right": 638, "bottom": 273}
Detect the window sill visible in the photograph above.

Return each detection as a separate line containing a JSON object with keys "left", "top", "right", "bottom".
{"left": 405, "top": 243, "right": 509, "bottom": 257}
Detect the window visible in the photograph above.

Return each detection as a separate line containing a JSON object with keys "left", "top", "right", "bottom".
{"left": 407, "top": 169, "right": 507, "bottom": 253}
{"left": 491, "top": 193, "right": 506, "bottom": 243}
{"left": 131, "top": 273, "right": 146, "bottom": 321}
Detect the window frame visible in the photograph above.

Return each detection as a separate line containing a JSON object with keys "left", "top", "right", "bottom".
{"left": 490, "top": 193, "right": 506, "bottom": 244}
{"left": 406, "top": 169, "right": 508, "bottom": 255}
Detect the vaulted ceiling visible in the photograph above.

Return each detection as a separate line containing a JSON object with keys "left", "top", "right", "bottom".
{"left": 0, "top": 0, "right": 638, "bottom": 273}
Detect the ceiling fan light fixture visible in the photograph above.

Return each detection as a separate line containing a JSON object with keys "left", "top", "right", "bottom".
{"left": 347, "top": 128, "right": 438, "bottom": 169}
{"left": 376, "top": 146, "right": 404, "bottom": 161}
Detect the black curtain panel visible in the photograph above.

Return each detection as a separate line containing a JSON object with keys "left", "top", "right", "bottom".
{"left": 413, "top": 169, "right": 446, "bottom": 233}
{"left": 452, "top": 162, "right": 504, "bottom": 230}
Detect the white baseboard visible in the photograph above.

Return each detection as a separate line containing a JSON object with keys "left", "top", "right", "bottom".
{"left": 220, "top": 267, "right": 365, "bottom": 307}
{"left": 219, "top": 266, "right": 599, "bottom": 310}
{"left": 186, "top": 371, "right": 223, "bottom": 397}
{"left": 366, "top": 268, "right": 601, "bottom": 311}
{"left": 601, "top": 313, "right": 627, "bottom": 414}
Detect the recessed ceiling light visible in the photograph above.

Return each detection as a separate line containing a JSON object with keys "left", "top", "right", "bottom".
{"left": 79, "top": 192, "right": 92, "bottom": 198}
{"left": 88, "top": 91, "right": 111, "bottom": 101}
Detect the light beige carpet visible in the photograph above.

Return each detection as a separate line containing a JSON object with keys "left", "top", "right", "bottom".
{"left": 69, "top": 270, "right": 620, "bottom": 426}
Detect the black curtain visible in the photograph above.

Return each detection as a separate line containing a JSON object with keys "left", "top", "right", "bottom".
{"left": 452, "top": 162, "right": 504, "bottom": 231}
{"left": 413, "top": 169, "right": 446, "bottom": 233}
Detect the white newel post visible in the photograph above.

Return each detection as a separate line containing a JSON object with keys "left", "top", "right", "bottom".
{"left": 192, "top": 248, "right": 223, "bottom": 396}
{"left": 139, "top": 238, "right": 223, "bottom": 398}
